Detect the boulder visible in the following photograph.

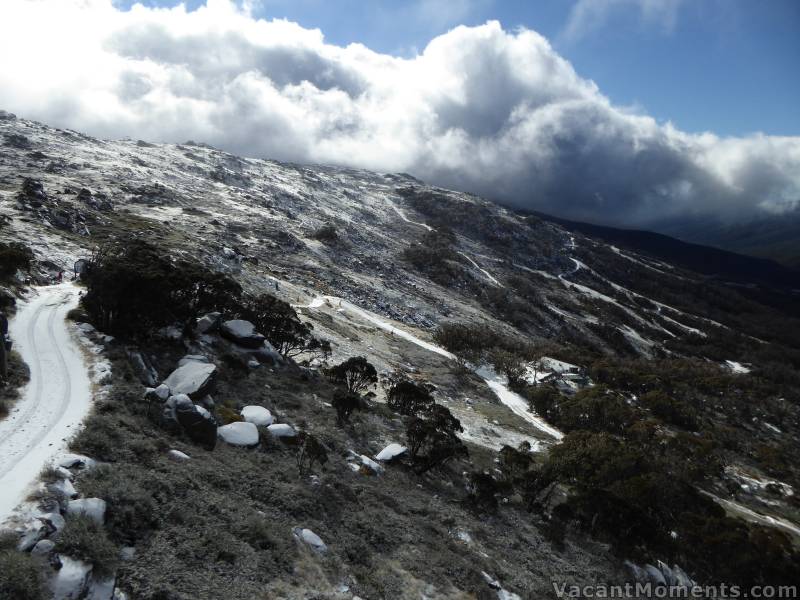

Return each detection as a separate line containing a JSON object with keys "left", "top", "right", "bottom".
{"left": 59, "top": 454, "right": 96, "bottom": 470}
{"left": 41, "top": 512, "right": 66, "bottom": 533}
{"left": 17, "top": 522, "right": 46, "bottom": 552}
{"left": 31, "top": 539, "right": 55, "bottom": 556}
{"left": 196, "top": 312, "right": 222, "bottom": 334}
{"left": 375, "top": 443, "right": 407, "bottom": 462}
{"left": 218, "top": 422, "right": 260, "bottom": 447}
{"left": 51, "top": 557, "right": 92, "bottom": 600}
{"left": 349, "top": 453, "right": 384, "bottom": 476}
{"left": 147, "top": 383, "right": 171, "bottom": 401}
{"left": 50, "top": 477, "right": 78, "bottom": 499}
{"left": 293, "top": 527, "right": 327, "bottom": 553}
{"left": 267, "top": 423, "right": 296, "bottom": 438}
{"left": 67, "top": 498, "right": 107, "bottom": 524}
{"left": 175, "top": 400, "right": 218, "bottom": 450}
{"left": 163, "top": 360, "right": 216, "bottom": 398}
{"left": 220, "top": 320, "right": 266, "bottom": 349}
{"left": 178, "top": 354, "right": 210, "bottom": 367}
{"left": 167, "top": 449, "right": 191, "bottom": 462}
{"left": 241, "top": 406, "right": 273, "bottom": 426}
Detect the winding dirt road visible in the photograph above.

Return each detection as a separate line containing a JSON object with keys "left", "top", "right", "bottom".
{"left": 0, "top": 283, "right": 92, "bottom": 522}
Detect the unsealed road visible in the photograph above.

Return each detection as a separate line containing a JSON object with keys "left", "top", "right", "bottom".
{"left": 0, "top": 283, "right": 92, "bottom": 522}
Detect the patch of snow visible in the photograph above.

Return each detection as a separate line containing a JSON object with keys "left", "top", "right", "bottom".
{"left": 458, "top": 252, "right": 503, "bottom": 287}
{"left": 724, "top": 360, "right": 751, "bottom": 374}
{"left": 51, "top": 556, "right": 92, "bottom": 600}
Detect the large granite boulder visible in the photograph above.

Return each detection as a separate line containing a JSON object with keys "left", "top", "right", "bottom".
{"left": 220, "top": 320, "right": 266, "bottom": 349}
{"left": 218, "top": 422, "right": 260, "bottom": 447}
{"left": 163, "top": 360, "right": 216, "bottom": 399}
{"left": 241, "top": 406, "right": 273, "bottom": 426}
{"left": 175, "top": 400, "right": 218, "bottom": 451}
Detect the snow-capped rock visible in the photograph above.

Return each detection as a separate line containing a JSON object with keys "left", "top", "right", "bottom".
{"left": 167, "top": 449, "right": 191, "bottom": 462}
{"left": 51, "top": 556, "right": 92, "bottom": 600}
{"left": 218, "top": 422, "right": 260, "bottom": 447}
{"left": 267, "top": 423, "right": 296, "bottom": 438}
{"left": 67, "top": 498, "right": 107, "bottom": 524}
{"left": 31, "top": 538, "right": 55, "bottom": 556}
{"left": 163, "top": 360, "right": 216, "bottom": 399}
{"left": 220, "top": 319, "right": 266, "bottom": 349}
{"left": 196, "top": 311, "right": 221, "bottom": 334}
{"left": 59, "top": 454, "right": 96, "bottom": 470}
{"left": 241, "top": 405, "right": 273, "bottom": 426}
{"left": 293, "top": 527, "right": 327, "bottom": 553}
{"left": 375, "top": 443, "right": 407, "bottom": 462}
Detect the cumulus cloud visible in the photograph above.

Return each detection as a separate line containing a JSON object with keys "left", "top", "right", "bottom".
{"left": 0, "top": 0, "right": 798, "bottom": 227}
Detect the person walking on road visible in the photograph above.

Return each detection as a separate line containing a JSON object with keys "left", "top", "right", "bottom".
{"left": 0, "top": 311, "right": 8, "bottom": 383}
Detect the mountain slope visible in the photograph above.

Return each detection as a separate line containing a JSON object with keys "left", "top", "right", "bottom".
{"left": 1, "top": 112, "right": 799, "bottom": 597}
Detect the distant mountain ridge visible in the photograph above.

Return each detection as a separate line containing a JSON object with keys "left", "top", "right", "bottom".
{"left": 654, "top": 212, "right": 800, "bottom": 270}
{"left": 533, "top": 211, "right": 800, "bottom": 291}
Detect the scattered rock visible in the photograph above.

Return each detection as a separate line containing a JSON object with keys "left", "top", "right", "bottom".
{"left": 218, "top": 422, "right": 260, "bottom": 447}
{"left": 51, "top": 556, "right": 92, "bottom": 600}
{"left": 293, "top": 527, "right": 327, "bottom": 553}
{"left": 220, "top": 319, "right": 266, "bottom": 349}
{"left": 241, "top": 405, "right": 273, "bottom": 426}
{"left": 17, "top": 521, "right": 47, "bottom": 552}
{"left": 163, "top": 360, "right": 216, "bottom": 398}
{"left": 59, "top": 454, "right": 96, "bottom": 470}
{"left": 196, "top": 311, "right": 222, "bottom": 334}
{"left": 349, "top": 453, "right": 384, "bottom": 476}
{"left": 375, "top": 443, "right": 407, "bottom": 462}
{"left": 267, "top": 423, "right": 296, "bottom": 438}
{"left": 31, "top": 539, "right": 56, "bottom": 556}
{"left": 167, "top": 449, "right": 191, "bottom": 462}
{"left": 67, "top": 498, "right": 107, "bottom": 524}
{"left": 41, "top": 512, "right": 66, "bottom": 533}
{"left": 174, "top": 397, "right": 218, "bottom": 450}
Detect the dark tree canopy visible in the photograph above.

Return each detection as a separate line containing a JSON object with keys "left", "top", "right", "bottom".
{"left": 325, "top": 356, "right": 378, "bottom": 394}
{"left": 384, "top": 377, "right": 435, "bottom": 417}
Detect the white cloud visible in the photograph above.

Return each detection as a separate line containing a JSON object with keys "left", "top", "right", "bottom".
{"left": 0, "top": 0, "right": 797, "bottom": 227}
{"left": 563, "top": 0, "right": 684, "bottom": 42}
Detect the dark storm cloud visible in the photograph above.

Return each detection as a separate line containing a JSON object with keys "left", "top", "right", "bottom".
{"left": 0, "top": 0, "right": 797, "bottom": 226}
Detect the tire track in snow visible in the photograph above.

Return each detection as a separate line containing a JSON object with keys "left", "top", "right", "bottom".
{"left": 0, "top": 284, "right": 92, "bottom": 523}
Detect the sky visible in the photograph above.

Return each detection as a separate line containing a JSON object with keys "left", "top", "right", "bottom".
{"left": 0, "top": 0, "right": 798, "bottom": 228}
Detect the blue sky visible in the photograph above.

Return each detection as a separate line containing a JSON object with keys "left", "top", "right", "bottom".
{"left": 112, "top": 0, "right": 799, "bottom": 137}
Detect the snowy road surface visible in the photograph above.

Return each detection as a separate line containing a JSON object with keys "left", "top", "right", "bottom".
{"left": 0, "top": 283, "right": 92, "bottom": 523}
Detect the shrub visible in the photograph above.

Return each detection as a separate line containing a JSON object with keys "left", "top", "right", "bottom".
{"left": 384, "top": 376, "right": 435, "bottom": 417}
{"left": 240, "top": 294, "right": 330, "bottom": 360}
{"left": 331, "top": 389, "right": 361, "bottom": 425}
{"left": 296, "top": 432, "right": 328, "bottom": 475}
{"left": 0, "top": 548, "right": 45, "bottom": 600}
{"left": 82, "top": 239, "right": 242, "bottom": 338}
{"left": 640, "top": 390, "right": 698, "bottom": 430}
{"left": 0, "top": 242, "right": 33, "bottom": 280}
{"left": 466, "top": 472, "right": 499, "bottom": 513}
{"left": 78, "top": 466, "right": 159, "bottom": 545}
{"left": 406, "top": 404, "right": 467, "bottom": 475}
{"left": 55, "top": 514, "right": 119, "bottom": 578}
{"left": 324, "top": 356, "right": 377, "bottom": 394}
{"left": 311, "top": 223, "right": 338, "bottom": 243}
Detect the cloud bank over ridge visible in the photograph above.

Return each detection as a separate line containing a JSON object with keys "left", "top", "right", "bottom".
{"left": 1, "top": 0, "right": 798, "bottom": 226}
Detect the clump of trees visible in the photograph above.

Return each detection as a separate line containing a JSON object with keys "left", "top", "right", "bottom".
{"left": 81, "top": 239, "right": 330, "bottom": 360}
{"left": 240, "top": 293, "right": 330, "bottom": 360}
{"left": 402, "top": 228, "right": 464, "bottom": 286}
{"left": 383, "top": 374, "right": 468, "bottom": 474}
{"left": 0, "top": 242, "right": 33, "bottom": 281}
{"left": 82, "top": 240, "right": 242, "bottom": 338}
{"left": 325, "top": 356, "right": 377, "bottom": 394}
{"left": 325, "top": 356, "right": 378, "bottom": 424}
